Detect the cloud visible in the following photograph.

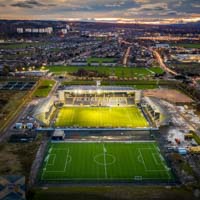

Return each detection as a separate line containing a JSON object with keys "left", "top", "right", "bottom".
{"left": 0, "top": 0, "right": 198, "bottom": 22}
{"left": 192, "top": 3, "right": 200, "bottom": 8}
{"left": 105, "top": 1, "right": 125, "bottom": 7}
{"left": 11, "top": 0, "right": 56, "bottom": 8}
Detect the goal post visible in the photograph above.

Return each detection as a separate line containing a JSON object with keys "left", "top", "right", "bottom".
{"left": 134, "top": 176, "right": 142, "bottom": 181}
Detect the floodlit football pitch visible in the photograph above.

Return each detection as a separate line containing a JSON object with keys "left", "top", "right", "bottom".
{"left": 40, "top": 142, "right": 173, "bottom": 182}
{"left": 54, "top": 106, "right": 149, "bottom": 128}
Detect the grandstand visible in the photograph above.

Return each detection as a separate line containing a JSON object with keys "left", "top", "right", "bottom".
{"left": 142, "top": 97, "right": 169, "bottom": 127}
{"left": 58, "top": 86, "right": 139, "bottom": 107}
{"left": 33, "top": 97, "right": 56, "bottom": 126}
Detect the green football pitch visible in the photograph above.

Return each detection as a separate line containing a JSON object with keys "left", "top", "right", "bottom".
{"left": 54, "top": 106, "right": 149, "bottom": 128}
{"left": 40, "top": 142, "right": 173, "bottom": 182}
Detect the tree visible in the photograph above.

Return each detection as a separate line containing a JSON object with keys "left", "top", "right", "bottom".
{"left": 2, "top": 65, "right": 10, "bottom": 76}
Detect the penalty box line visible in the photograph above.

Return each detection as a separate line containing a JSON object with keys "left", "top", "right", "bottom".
{"left": 43, "top": 148, "right": 70, "bottom": 174}
{"left": 138, "top": 148, "right": 168, "bottom": 172}
{"left": 47, "top": 154, "right": 56, "bottom": 166}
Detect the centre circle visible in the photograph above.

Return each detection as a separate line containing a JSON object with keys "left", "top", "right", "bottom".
{"left": 94, "top": 153, "right": 116, "bottom": 166}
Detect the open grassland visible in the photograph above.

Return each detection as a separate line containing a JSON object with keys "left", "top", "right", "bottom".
{"left": 0, "top": 137, "right": 41, "bottom": 182}
{"left": 87, "top": 57, "right": 116, "bottom": 63}
{"left": 171, "top": 43, "right": 200, "bottom": 49}
{"left": 40, "top": 142, "right": 173, "bottom": 182}
{"left": 0, "top": 42, "right": 49, "bottom": 50}
{"left": 33, "top": 79, "right": 55, "bottom": 97}
{"left": 30, "top": 185, "right": 194, "bottom": 200}
{"left": 55, "top": 106, "right": 149, "bottom": 128}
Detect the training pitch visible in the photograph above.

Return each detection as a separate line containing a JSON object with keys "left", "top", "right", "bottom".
{"left": 54, "top": 106, "right": 149, "bottom": 128}
{"left": 40, "top": 142, "right": 173, "bottom": 182}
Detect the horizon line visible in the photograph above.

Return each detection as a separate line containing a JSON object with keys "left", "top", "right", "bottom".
{"left": 0, "top": 17, "right": 200, "bottom": 25}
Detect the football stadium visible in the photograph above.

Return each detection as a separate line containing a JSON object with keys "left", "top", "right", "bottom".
{"left": 55, "top": 86, "right": 148, "bottom": 128}
{"left": 34, "top": 85, "right": 151, "bottom": 129}
{"left": 35, "top": 85, "right": 174, "bottom": 183}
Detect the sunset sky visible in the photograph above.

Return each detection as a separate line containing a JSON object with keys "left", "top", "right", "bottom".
{"left": 0, "top": 0, "right": 199, "bottom": 23}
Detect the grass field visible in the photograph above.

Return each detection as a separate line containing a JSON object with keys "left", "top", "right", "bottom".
{"left": 33, "top": 79, "right": 55, "bottom": 97}
{"left": 55, "top": 106, "right": 148, "bottom": 128}
{"left": 0, "top": 42, "right": 49, "bottom": 50}
{"left": 87, "top": 57, "right": 116, "bottom": 64}
{"left": 61, "top": 79, "right": 174, "bottom": 89}
{"left": 40, "top": 142, "right": 173, "bottom": 182}
{"left": 171, "top": 43, "right": 200, "bottom": 49}
{"left": 46, "top": 66, "right": 164, "bottom": 78}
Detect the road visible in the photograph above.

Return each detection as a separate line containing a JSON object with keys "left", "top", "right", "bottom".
{"left": 123, "top": 46, "right": 131, "bottom": 66}
{"left": 120, "top": 40, "right": 132, "bottom": 45}
{"left": 153, "top": 49, "right": 200, "bottom": 86}
{"left": 0, "top": 78, "right": 58, "bottom": 142}
{"left": 153, "top": 50, "right": 178, "bottom": 76}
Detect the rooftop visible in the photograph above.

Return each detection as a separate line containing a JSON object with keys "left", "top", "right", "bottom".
{"left": 61, "top": 85, "right": 134, "bottom": 92}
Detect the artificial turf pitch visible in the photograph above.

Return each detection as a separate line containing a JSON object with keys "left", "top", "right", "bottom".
{"left": 41, "top": 142, "right": 173, "bottom": 182}
{"left": 54, "top": 106, "right": 148, "bottom": 128}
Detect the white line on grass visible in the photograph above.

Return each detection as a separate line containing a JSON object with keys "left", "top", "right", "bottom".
{"left": 152, "top": 153, "right": 162, "bottom": 166}
{"left": 41, "top": 177, "right": 146, "bottom": 181}
{"left": 54, "top": 148, "right": 70, "bottom": 150}
{"left": 64, "top": 148, "right": 70, "bottom": 172}
{"left": 47, "top": 154, "right": 56, "bottom": 166}
{"left": 139, "top": 148, "right": 169, "bottom": 172}
{"left": 71, "top": 109, "right": 75, "bottom": 123}
{"left": 126, "top": 108, "right": 133, "bottom": 125}
{"left": 44, "top": 148, "right": 70, "bottom": 173}
{"left": 103, "top": 143, "right": 108, "bottom": 179}
{"left": 138, "top": 149, "right": 147, "bottom": 170}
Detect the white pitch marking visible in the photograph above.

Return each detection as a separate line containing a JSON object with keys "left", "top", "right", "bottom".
{"left": 64, "top": 148, "right": 70, "bottom": 172}
{"left": 47, "top": 154, "right": 56, "bottom": 166}
{"left": 103, "top": 144, "right": 108, "bottom": 178}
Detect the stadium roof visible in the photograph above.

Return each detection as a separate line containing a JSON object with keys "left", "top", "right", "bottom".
{"left": 144, "top": 97, "right": 160, "bottom": 113}
{"left": 144, "top": 96, "right": 170, "bottom": 125}
{"left": 61, "top": 85, "right": 134, "bottom": 92}
{"left": 33, "top": 96, "right": 55, "bottom": 117}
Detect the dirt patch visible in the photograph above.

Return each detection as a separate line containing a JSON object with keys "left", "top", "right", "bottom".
{"left": 0, "top": 144, "right": 22, "bottom": 174}
{"left": 144, "top": 89, "right": 194, "bottom": 104}
{"left": 0, "top": 137, "right": 42, "bottom": 183}
{"left": 0, "top": 99, "right": 8, "bottom": 110}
